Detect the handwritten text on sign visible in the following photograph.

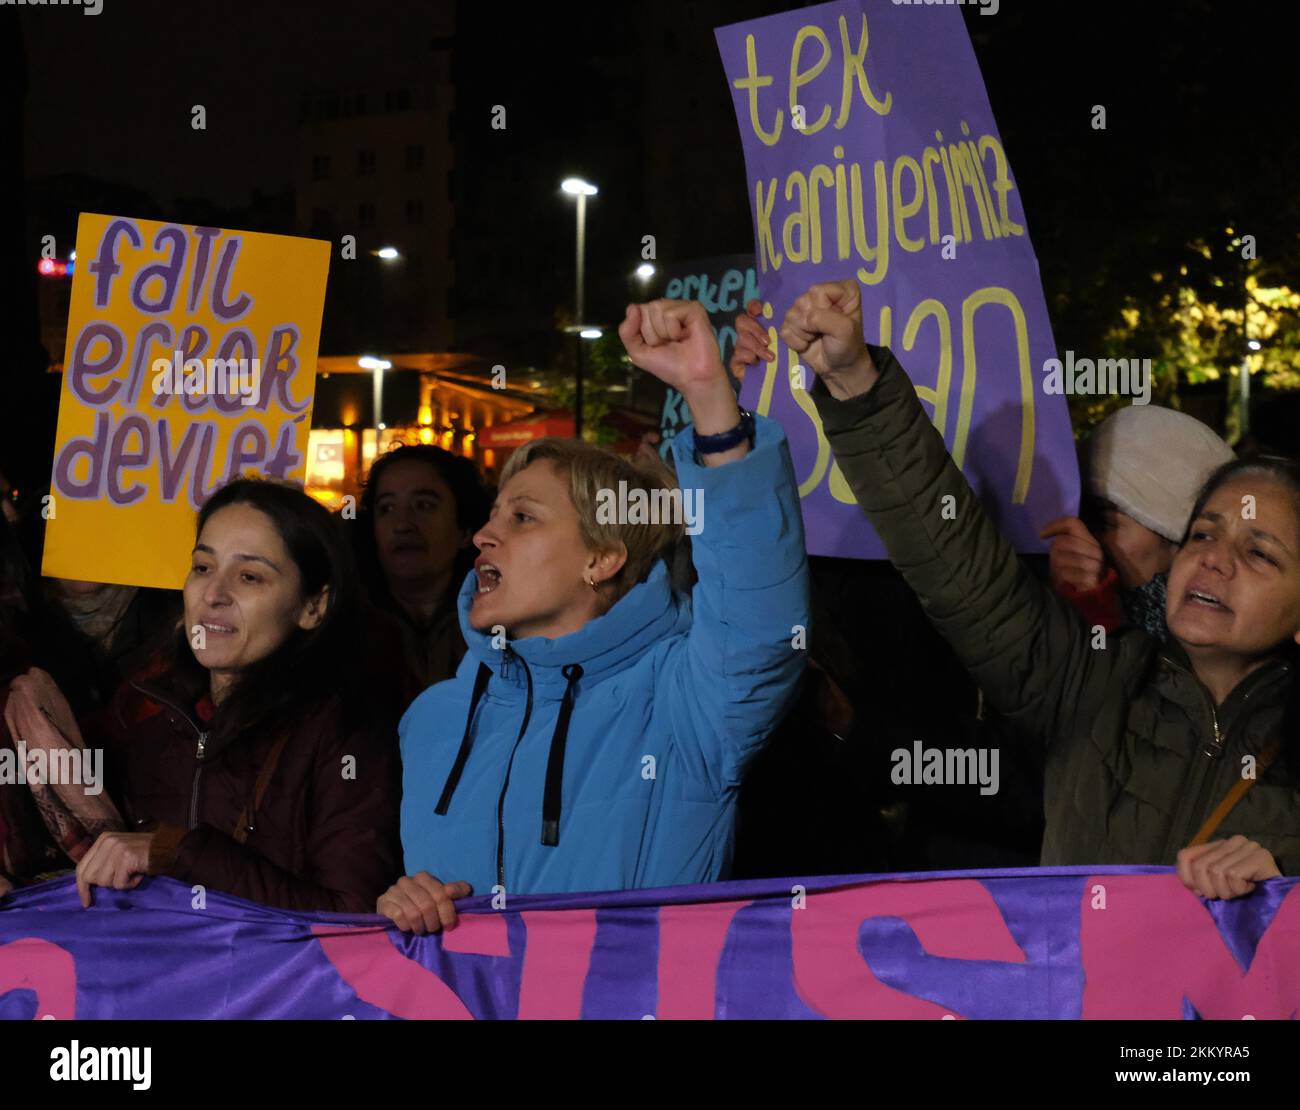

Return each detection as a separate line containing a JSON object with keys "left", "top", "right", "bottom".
{"left": 43, "top": 214, "right": 330, "bottom": 589}
{"left": 715, "top": 0, "right": 1079, "bottom": 559}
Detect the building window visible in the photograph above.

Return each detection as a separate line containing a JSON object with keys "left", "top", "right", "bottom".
{"left": 312, "top": 155, "right": 330, "bottom": 181}
{"left": 406, "top": 199, "right": 424, "bottom": 225}
{"left": 397, "top": 88, "right": 411, "bottom": 110}
{"left": 358, "top": 149, "right": 376, "bottom": 176}
{"left": 358, "top": 202, "right": 375, "bottom": 228}
{"left": 406, "top": 144, "right": 425, "bottom": 170}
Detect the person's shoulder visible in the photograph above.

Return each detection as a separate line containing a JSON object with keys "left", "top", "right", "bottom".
{"left": 111, "top": 657, "right": 184, "bottom": 725}
{"left": 399, "top": 663, "right": 476, "bottom": 738}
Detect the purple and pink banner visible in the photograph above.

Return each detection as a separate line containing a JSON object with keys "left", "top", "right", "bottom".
{"left": 715, "top": 0, "right": 1079, "bottom": 559}
{"left": 2, "top": 868, "right": 1297, "bottom": 1019}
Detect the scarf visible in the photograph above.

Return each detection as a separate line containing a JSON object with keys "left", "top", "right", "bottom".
{"left": 1122, "top": 572, "right": 1169, "bottom": 641}
{"left": 60, "top": 584, "right": 138, "bottom": 648}
{"left": 2, "top": 668, "right": 124, "bottom": 864}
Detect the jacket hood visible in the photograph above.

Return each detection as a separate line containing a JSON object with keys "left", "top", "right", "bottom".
{"left": 455, "top": 559, "right": 689, "bottom": 695}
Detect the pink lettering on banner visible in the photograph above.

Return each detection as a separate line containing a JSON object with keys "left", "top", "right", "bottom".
{"left": 1080, "top": 874, "right": 1300, "bottom": 1019}
{"left": 656, "top": 899, "right": 751, "bottom": 1019}
{"left": 0, "top": 938, "right": 77, "bottom": 1019}
{"left": 791, "top": 880, "right": 1028, "bottom": 1019}
{"left": 312, "top": 926, "right": 473, "bottom": 1019}
{"left": 441, "top": 913, "right": 511, "bottom": 956}
{"left": 517, "top": 909, "right": 599, "bottom": 1019}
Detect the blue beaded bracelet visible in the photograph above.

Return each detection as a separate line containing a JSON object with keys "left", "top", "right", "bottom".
{"left": 693, "top": 409, "right": 756, "bottom": 456}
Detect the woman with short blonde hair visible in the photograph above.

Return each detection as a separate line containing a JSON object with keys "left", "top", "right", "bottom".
{"left": 380, "top": 298, "right": 811, "bottom": 933}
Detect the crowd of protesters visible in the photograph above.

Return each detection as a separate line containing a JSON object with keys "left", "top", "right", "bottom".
{"left": 2, "top": 282, "right": 1299, "bottom": 924}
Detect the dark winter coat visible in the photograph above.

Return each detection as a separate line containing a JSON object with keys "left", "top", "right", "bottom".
{"left": 812, "top": 348, "right": 1300, "bottom": 873}
{"left": 89, "top": 671, "right": 402, "bottom": 912}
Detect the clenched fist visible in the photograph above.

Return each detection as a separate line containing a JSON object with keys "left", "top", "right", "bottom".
{"left": 619, "top": 300, "right": 726, "bottom": 397}
{"left": 621, "top": 298, "right": 747, "bottom": 463}
{"left": 779, "top": 280, "right": 878, "bottom": 400}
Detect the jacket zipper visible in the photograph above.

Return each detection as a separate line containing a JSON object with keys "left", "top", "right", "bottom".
{"left": 189, "top": 731, "right": 210, "bottom": 831}
{"left": 1182, "top": 698, "right": 1226, "bottom": 847}
{"left": 494, "top": 651, "right": 533, "bottom": 890}
{"left": 130, "top": 680, "right": 212, "bottom": 832}
{"left": 1158, "top": 656, "right": 1283, "bottom": 855}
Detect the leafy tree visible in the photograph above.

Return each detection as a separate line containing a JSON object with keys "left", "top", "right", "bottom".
{"left": 1081, "top": 234, "right": 1300, "bottom": 442}
{"left": 548, "top": 332, "right": 632, "bottom": 445}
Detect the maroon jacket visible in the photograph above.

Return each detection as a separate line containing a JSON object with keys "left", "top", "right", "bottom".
{"left": 90, "top": 671, "right": 402, "bottom": 913}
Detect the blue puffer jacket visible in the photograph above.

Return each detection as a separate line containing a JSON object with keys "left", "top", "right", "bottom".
{"left": 398, "top": 415, "right": 810, "bottom": 895}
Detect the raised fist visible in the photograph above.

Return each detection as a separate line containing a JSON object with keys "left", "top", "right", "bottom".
{"left": 619, "top": 300, "right": 726, "bottom": 397}
{"left": 779, "top": 280, "right": 877, "bottom": 398}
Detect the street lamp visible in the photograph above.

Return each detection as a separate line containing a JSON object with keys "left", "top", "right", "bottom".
{"left": 359, "top": 356, "right": 392, "bottom": 437}
{"left": 562, "top": 177, "right": 598, "bottom": 439}
{"left": 635, "top": 263, "right": 655, "bottom": 281}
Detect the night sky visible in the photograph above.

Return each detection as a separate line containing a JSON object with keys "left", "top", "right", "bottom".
{"left": 5, "top": 0, "right": 1297, "bottom": 484}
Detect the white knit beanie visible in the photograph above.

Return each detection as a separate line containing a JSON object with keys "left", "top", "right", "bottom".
{"left": 1087, "top": 407, "right": 1236, "bottom": 542}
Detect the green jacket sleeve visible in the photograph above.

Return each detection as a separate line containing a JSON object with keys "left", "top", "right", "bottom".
{"left": 810, "top": 347, "right": 1130, "bottom": 748}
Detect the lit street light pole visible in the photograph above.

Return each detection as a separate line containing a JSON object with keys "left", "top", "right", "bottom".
{"left": 562, "top": 177, "right": 597, "bottom": 440}
{"left": 359, "top": 356, "right": 392, "bottom": 436}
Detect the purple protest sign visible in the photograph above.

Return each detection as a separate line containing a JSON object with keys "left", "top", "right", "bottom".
{"left": 715, "top": 0, "right": 1078, "bottom": 559}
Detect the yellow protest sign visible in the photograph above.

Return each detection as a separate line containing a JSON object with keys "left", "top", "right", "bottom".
{"left": 42, "top": 213, "right": 330, "bottom": 590}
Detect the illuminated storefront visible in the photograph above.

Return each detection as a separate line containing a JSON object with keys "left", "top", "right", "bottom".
{"left": 304, "top": 353, "right": 538, "bottom": 509}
